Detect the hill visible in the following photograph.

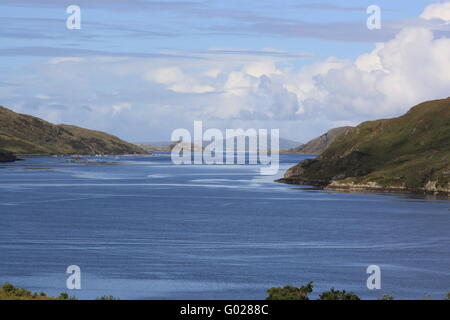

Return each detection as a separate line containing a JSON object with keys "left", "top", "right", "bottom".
{"left": 277, "top": 98, "right": 450, "bottom": 194}
{"left": 0, "top": 106, "right": 147, "bottom": 156}
{"left": 285, "top": 127, "right": 353, "bottom": 155}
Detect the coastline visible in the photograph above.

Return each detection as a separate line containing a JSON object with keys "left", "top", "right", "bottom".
{"left": 276, "top": 177, "right": 450, "bottom": 197}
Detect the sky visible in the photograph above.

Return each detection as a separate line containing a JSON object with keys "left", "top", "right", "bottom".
{"left": 1, "top": 0, "right": 450, "bottom": 143}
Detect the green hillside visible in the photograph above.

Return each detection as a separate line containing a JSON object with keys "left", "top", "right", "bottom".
{"left": 278, "top": 97, "right": 450, "bottom": 194}
{"left": 0, "top": 106, "right": 148, "bottom": 156}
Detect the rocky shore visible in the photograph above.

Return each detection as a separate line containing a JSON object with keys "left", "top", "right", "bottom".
{"left": 0, "top": 151, "right": 17, "bottom": 163}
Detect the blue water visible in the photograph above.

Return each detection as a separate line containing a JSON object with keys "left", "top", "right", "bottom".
{"left": 0, "top": 154, "right": 449, "bottom": 300}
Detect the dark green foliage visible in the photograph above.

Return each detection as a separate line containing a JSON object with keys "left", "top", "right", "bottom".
{"left": 318, "top": 288, "right": 360, "bottom": 300}
{"left": 379, "top": 294, "right": 395, "bottom": 300}
{"left": 58, "top": 292, "right": 77, "bottom": 300}
{"left": 96, "top": 295, "right": 120, "bottom": 300}
{"left": 0, "top": 282, "right": 76, "bottom": 300}
{"left": 266, "top": 282, "right": 314, "bottom": 300}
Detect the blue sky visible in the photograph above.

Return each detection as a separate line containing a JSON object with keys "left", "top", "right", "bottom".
{"left": 1, "top": 0, "right": 450, "bottom": 142}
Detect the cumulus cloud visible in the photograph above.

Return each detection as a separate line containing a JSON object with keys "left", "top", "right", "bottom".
{"left": 2, "top": 2, "right": 450, "bottom": 142}
{"left": 300, "top": 27, "right": 450, "bottom": 119}
{"left": 420, "top": 1, "right": 450, "bottom": 22}
{"left": 145, "top": 67, "right": 216, "bottom": 94}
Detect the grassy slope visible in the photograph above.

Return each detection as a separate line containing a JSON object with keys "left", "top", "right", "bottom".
{"left": 280, "top": 97, "right": 450, "bottom": 193}
{"left": 0, "top": 106, "right": 148, "bottom": 155}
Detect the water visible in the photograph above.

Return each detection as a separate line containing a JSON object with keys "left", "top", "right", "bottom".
{"left": 0, "top": 154, "right": 449, "bottom": 300}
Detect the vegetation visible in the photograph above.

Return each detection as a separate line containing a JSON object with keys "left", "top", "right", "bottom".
{"left": 266, "top": 282, "right": 313, "bottom": 300}
{"left": 318, "top": 288, "right": 360, "bottom": 300}
{"left": 266, "top": 283, "right": 450, "bottom": 300}
{"left": 0, "top": 105, "right": 148, "bottom": 156}
{"left": 0, "top": 282, "right": 76, "bottom": 300}
{"left": 266, "top": 283, "right": 360, "bottom": 300}
{"left": 2, "top": 282, "right": 449, "bottom": 300}
{"left": 278, "top": 97, "right": 450, "bottom": 194}
{"left": 379, "top": 294, "right": 395, "bottom": 300}
{"left": 96, "top": 295, "right": 120, "bottom": 300}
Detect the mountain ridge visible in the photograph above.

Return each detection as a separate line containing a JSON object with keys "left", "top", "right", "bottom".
{"left": 277, "top": 97, "right": 450, "bottom": 194}
{"left": 285, "top": 126, "right": 353, "bottom": 155}
{"left": 0, "top": 105, "right": 148, "bottom": 156}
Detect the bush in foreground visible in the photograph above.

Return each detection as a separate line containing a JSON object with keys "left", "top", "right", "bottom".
{"left": 96, "top": 295, "right": 120, "bottom": 300}
{"left": 0, "top": 282, "right": 76, "bottom": 300}
{"left": 266, "top": 282, "right": 314, "bottom": 300}
{"left": 318, "top": 288, "right": 360, "bottom": 300}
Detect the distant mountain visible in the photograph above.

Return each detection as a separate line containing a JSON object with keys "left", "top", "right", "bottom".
{"left": 138, "top": 141, "right": 173, "bottom": 147}
{"left": 204, "top": 136, "right": 301, "bottom": 151}
{"left": 138, "top": 141, "right": 203, "bottom": 152}
{"left": 278, "top": 97, "right": 450, "bottom": 194}
{"left": 0, "top": 106, "right": 148, "bottom": 156}
{"left": 286, "top": 127, "right": 353, "bottom": 155}
{"left": 137, "top": 143, "right": 172, "bottom": 152}
{"left": 278, "top": 138, "right": 303, "bottom": 150}
{"left": 139, "top": 137, "right": 301, "bottom": 153}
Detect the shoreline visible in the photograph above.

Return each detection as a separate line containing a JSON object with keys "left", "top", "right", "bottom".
{"left": 276, "top": 178, "right": 450, "bottom": 197}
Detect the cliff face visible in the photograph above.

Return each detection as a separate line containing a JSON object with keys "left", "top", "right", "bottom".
{"left": 287, "top": 127, "right": 353, "bottom": 155}
{"left": 278, "top": 97, "right": 450, "bottom": 194}
{"left": 0, "top": 106, "right": 148, "bottom": 155}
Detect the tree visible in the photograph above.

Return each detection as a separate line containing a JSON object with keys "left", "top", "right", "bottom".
{"left": 96, "top": 295, "right": 119, "bottom": 300}
{"left": 266, "top": 282, "right": 314, "bottom": 300}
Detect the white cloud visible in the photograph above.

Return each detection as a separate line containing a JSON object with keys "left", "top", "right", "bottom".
{"left": 420, "top": 2, "right": 450, "bottom": 22}
{"left": 290, "top": 26, "right": 450, "bottom": 121}
{"left": 35, "top": 94, "right": 51, "bottom": 100}
{"left": 145, "top": 66, "right": 215, "bottom": 93}
{"left": 112, "top": 103, "right": 132, "bottom": 116}
{"left": 3, "top": 2, "right": 450, "bottom": 142}
{"left": 243, "top": 61, "right": 281, "bottom": 78}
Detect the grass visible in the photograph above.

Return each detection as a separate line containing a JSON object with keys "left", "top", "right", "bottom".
{"left": 282, "top": 97, "right": 450, "bottom": 193}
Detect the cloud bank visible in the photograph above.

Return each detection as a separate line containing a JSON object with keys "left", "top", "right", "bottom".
{"left": 1, "top": 1, "right": 450, "bottom": 142}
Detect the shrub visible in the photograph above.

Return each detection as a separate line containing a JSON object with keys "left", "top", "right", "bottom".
{"left": 96, "top": 295, "right": 119, "bottom": 300}
{"left": 319, "top": 288, "right": 360, "bottom": 300}
{"left": 266, "top": 282, "right": 314, "bottom": 300}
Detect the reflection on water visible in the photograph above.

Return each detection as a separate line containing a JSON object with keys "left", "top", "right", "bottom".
{"left": 0, "top": 154, "right": 449, "bottom": 300}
